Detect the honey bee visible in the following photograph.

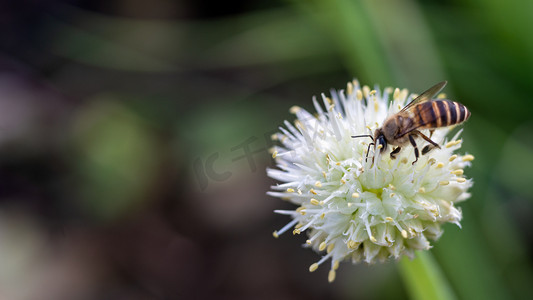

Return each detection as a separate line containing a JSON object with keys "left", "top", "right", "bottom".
{"left": 353, "top": 81, "right": 471, "bottom": 164}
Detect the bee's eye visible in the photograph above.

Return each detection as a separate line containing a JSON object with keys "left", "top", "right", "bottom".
{"left": 378, "top": 136, "right": 387, "bottom": 153}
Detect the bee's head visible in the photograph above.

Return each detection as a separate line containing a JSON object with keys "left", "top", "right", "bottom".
{"left": 374, "top": 129, "right": 387, "bottom": 154}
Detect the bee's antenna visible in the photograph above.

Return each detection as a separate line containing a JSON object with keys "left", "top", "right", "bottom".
{"left": 351, "top": 134, "right": 374, "bottom": 141}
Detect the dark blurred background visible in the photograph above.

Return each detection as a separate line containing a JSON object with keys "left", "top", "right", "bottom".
{"left": 1, "top": 0, "right": 533, "bottom": 299}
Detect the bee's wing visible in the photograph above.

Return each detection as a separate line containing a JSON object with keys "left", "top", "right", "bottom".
{"left": 395, "top": 103, "right": 436, "bottom": 137}
{"left": 400, "top": 81, "right": 447, "bottom": 112}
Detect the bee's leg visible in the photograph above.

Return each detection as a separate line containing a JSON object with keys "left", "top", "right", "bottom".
{"left": 390, "top": 146, "right": 401, "bottom": 159}
{"left": 365, "top": 143, "right": 375, "bottom": 162}
{"left": 409, "top": 135, "right": 419, "bottom": 165}
{"left": 422, "top": 145, "right": 433, "bottom": 155}
{"left": 414, "top": 130, "right": 440, "bottom": 149}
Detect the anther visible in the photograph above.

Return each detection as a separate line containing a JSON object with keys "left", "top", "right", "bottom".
{"left": 401, "top": 230, "right": 408, "bottom": 238}
{"left": 348, "top": 240, "right": 357, "bottom": 249}
{"left": 340, "top": 179, "right": 346, "bottom": 184}
{"left": 327, "top": 243, "right": 335, "bottom": 253}
{"left": 436, "top": 162, "right": 445, "bottom": 168}
{"left": 333, "top": 260, "right": 340, "bottom": 270}
{"left": 418, "top": 187, "right": 426, "bottom": 193}
{"left": 439, "top": 181, "right": 450, "bottom": 185}
{"left": 462, "top": 154, "right": 475, "bottom": 161}
{"left": 315, "top": 181, "right": 322, "bottom": 187}
{"left": 310, "top": 189, "right": 317, "bottom": 195}
{"left": 445, "top": 140, "right": 462, "bottom": 148}
{"left": 310, "top": 199, "right": 320, "bottom": 205}
{"left": 293, "top": 229, "right": 301, "bottom": 235}
{"left": 272, "top": 151, "right": 278, "bottom": 158}
{"left": 389, "top": 184, "right": 396, "bottom": 190}
{"left": 309, "top": 263, "right": 319, "bottom": 272}
{"left": 393, "top": 88, "right": 400, "bottom": 99}
{"left": 320, "top": 213, "right": 325, "bottom": 219}
{"left": 456, "top": 178, "right": 466, "bottom": 183}
{"left": 273, "top": 231, "right": 279, "bottom": 238}
{"left": 370, "top": 236, "right": 377, "bottom": 243}
{"left": 297, "top": 189, "right": 302, "bottom": 195}
{"left": 449, "top": 155, "right": 458, "bottom": 162}
{"left": 319, "top": 242, "right": 327, "bottom": 251}
{"left": 287, "top": 188, "right": 295, "bottom": 193}
{"left": 363, "top": 86, "right": 370, "bottom": 98}
{"left": 356, "top": 90, "right": 363, "bottom": 100}
{"left": 352, "top": 192, "right": 360, "bottom": 198}
{"left": 347, "top": 82, "right": 354, "bottom": 95}
{"left": 289, "top": 106, "right": 301, "bottom": 114}
{"left": 328, "top": 270, "right": 336, "bottom": 283}
{"left": 385, "top": 217, "right": 393, "bottom": 222}
{"left": 452, "top": 169, "right": 464, "bottom": 175}
{"left": 390, "top": 193, "right": 395, "bottom": 197}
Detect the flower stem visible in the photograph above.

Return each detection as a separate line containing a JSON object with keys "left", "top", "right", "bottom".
{"left": 399, "top": 251, "right": 456, "bottom": 300}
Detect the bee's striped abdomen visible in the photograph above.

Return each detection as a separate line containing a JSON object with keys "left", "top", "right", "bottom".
{"left": 416, "top": 100, "right": 470, "bottom": 129}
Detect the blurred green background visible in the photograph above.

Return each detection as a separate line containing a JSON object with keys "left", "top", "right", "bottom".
{"left": 1, "top": 0, "right": 533, "bottom": 299}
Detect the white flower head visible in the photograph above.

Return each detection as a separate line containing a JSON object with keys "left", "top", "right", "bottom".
{"left": 267, "top": 80, "right": 473, "bottom": 282}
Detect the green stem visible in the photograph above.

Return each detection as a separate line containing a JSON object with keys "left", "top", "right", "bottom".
{"left": 399, "top": 251, "right": 456, "bottom": 300}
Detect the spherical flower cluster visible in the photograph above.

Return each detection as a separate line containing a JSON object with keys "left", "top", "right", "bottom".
{"left": 267, "top": 80, "right": 473, "bottom": 282}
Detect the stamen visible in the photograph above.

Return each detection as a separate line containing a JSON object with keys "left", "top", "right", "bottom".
{"left": 439, "top": 181, "right": 450, "bottom": 186}
{"left": 272, "top": 151, "right": 278, "bottom": 158}
{"left": 456, "top": 178, "right": 466, "bottom": 183}
{"left": 310, "top": 199, "right": 320, "bottom": 205}
{"left": 276, "top": 219, "right": 299, "bottom": 236}
{"left": 286, "top": 188, "right": 295, "bottom": 193}
{"left": 449, "top": 155, "right": 458, "bottom": 162}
